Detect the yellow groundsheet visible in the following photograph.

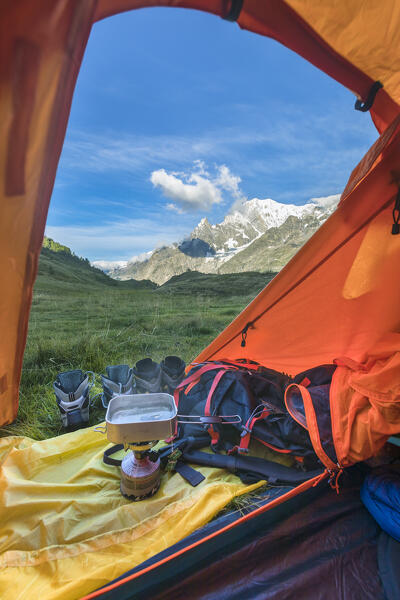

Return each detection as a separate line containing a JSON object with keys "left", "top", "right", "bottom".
{"left": 0, "top": 427, "right": 263, "bottom": 600}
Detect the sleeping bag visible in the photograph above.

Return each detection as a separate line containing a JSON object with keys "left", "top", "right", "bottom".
{"left": 361, "top": 466, "right": 400, "bottom": 542}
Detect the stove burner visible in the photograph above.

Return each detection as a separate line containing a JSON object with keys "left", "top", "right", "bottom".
{"left": 120, "top": 441, "right": 161, "bottom": 500}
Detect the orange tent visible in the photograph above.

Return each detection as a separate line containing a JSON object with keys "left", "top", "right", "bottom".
{"left": 0, "top": 0, "right": 399, "bottom": 431}
{"left": 1, "top": 3, "right": 400, "bottom": 599}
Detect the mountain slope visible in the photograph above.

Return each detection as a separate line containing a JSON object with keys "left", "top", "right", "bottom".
{"left": 219, "top": 213, "right": 323, "bottom": 273}
{"left": 191, "top": 197, "right": 327, "bottom": 252}
{"left": 36, "top": 237, "right": 157, "bottom": 291}
{"left": 100, "top": 195, "right": 339, "bottom": 285}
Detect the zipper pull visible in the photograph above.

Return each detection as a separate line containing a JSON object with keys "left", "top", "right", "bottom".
{"left": 392, "top": 188, "right": 400, "bottom": 234}
{"left": 241, "top": 322, "right": 253, "bottom": 347}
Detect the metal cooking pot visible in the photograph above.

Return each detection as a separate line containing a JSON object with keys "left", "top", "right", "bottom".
{"left": 94, "top": 392, "right": 242, "bottom": 445}
{"left": 95, "top": 393, "right": 177, "bottom": 444}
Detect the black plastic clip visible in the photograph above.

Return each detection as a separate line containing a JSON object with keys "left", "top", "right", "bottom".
{"left": 392, "top": 189, "right": 400, "bottom": 235}
{"left": 223, "top": 0, "right": 244, "bottom": 22}
{"left": 354, "top": 81, "right": 383, "bottom": 112}
{"left": 241, "top": 322, "right": 253, "bottom": 347}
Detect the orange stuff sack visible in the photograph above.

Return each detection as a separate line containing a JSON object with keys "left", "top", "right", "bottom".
{"left": 285, "top": 335, "right": 400, "bottom": 472}
{"left": 331, "top": 333, "right": 400, "bottom": 467}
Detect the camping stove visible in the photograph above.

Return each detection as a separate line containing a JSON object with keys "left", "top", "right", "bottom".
{"left": 120, "top": 440, "right": 160, "bottom": 500}
{"left": 95, "top": 393, "right": 177, "bottom": 501}
{"left": 95, "top": 392, "right": 242, "bottom": 501}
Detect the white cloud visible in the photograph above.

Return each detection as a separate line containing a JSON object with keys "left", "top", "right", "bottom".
{"left": 150, "top": 167, "right": 222, "bottom": 212}
{"left": 166, "top": 202, "right": 184, "bottom": 214}
{"left": 214, "top": 164, "right": 247, "bottom": 212}
{"left": 58, "top": 112, "right": 376, "bottom": 208}
{"left": 192, "top": 159, "right": 209, "bottom": 176}
{"left": 128, "top": 250, "right": 154, "bottom": 264}
{"left": 92, "top": 259, "right": 128, "bottom": 270}
{"left": 150, "top": 163, "right": 245, "bottom": 213}
{"left": 214, "top": 165, "right": 242, "bottom": 199}
{"left": 310, "top": 194, "right": 341, "bottom": 210}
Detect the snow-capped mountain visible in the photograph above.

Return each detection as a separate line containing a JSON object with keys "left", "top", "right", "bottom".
{"left": 191, "top": 195, "right": 339, "bottom": 253}
{"left": 96, "top": 195, "right": 340, "bottom": 284}
{"left": 92, "top": 251, "right": 153, "bottom": 276}
{"left": 92, "top": 259, "right": 128, "bottom": 272}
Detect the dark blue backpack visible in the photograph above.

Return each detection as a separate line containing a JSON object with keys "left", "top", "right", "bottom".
{"left": 174, "top": 360, "right": 336, "bottom": 470}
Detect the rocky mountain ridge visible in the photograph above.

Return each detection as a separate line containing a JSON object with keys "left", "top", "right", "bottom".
{"left": 94, "top": 195, "right": 339, "bottom": 285}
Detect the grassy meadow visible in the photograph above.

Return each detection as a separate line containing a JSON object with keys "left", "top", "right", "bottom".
{"left": 0, "top": 246, "right": 275, "bottom": 440}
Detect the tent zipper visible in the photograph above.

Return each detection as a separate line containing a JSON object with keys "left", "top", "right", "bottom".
{"left": 240, "top": 322, "right": 254, "bottom": 347}
{"left": 392, "top": 188, "right": 400, "bottom": 234}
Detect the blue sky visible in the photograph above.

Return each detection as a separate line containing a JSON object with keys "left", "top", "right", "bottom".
{"left": 46, "top": 7, "right": 378, "bottom": 262}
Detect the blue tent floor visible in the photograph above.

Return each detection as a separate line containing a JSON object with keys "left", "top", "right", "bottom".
{"left": 94, "top": 467, "right": 399, "bottom": 600}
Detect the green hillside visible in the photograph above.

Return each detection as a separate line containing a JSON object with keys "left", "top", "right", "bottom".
{"left": 0, "top": 239, "right": 278, "bottom": 440}
{"left": 37, "top": 239, "right": 275, "bottom": 296}
{"left": 37, "top": 237, "right": 156, "bottom": 291}
{"left": 158, "top": 269, "right": 276, "bottom": 296}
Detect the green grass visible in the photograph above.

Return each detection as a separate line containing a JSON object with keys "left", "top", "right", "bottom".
{"left": 159, "top": 269, "right": 274, "bottom": 296}
{"left": 0, "top": 251, "right": 276, "bottom": 440}
{"left": 38, "top": 244, "right": 156, "bottom": 290}
{"left": 217, "top": 484, "right": 270, "bottom": 517}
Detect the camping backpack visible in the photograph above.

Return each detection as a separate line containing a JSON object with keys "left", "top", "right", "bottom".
{"left": 173, "top": 360, "right": 329, "bottom": 470}
{"left": 285, "top": 347, "right": 400, "bottom": 472}
{"left": 174, "top": 353, "right": 400, "bottom": 479}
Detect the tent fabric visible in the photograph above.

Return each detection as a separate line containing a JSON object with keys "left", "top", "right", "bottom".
{"left": 81, "top": 483, "right": 298, "bottom": 599}
{"left": 377, "top": 531, "right": 400, "bottom": 600}
{"left": 0, "top": 0, "right": 97, "bottom": 426}
{"left": 2, "top": 1, "right": 400, "bottom": 427}
{"left": 0, "top": 427, "right": 263, "bottom": 600}
{"left": 340, "top": 113, "right": 400, "bottom": 201}
{"left": 1, "top": 1, "right": 400, "bottom": 427}
{"left": 148, "top": 481, "right": 384, "bottom": 600}
{"left": 236, "top": 0, "right": 399, "bottom": 134}
{"left": 82, "top": 478, "right": 326, "bottom": 600}
{"left": 286, "top": 0, "right": 400, "bottom": 118}
{"left": 0, "top": 2, "right": 399, "bottom": 598}
{"left": 196, "top": 114, "right": 400, "bottom": 374}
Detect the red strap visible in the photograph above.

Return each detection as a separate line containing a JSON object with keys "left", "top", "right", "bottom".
{"left": 204, "top": 370, "right": 226, "bottom": 415}
{"left": 216, "top": 358, "right": 261, "bottom": 370}
{"left": 179, "top": 363, "right": 238, "bottom": 396}
{"left": 168, "top": 363, "right": 236, "bottom": 445}
{"left": 208, "top": 426, "right": 219, "bottom": 446}
{"left": 184, "top": 380, "right": 198, "bottom": 395}
{"left": 204, "top": 370, "right": 227, "bottom": 446}
{"left": 253, "top": 437, "right": 293, "bottom": 454}
{"left": 234, "top": 407, "right": 270, "bottom": 454}
{"left": 181, "top": 359, "right": 258, "bottom": 396}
